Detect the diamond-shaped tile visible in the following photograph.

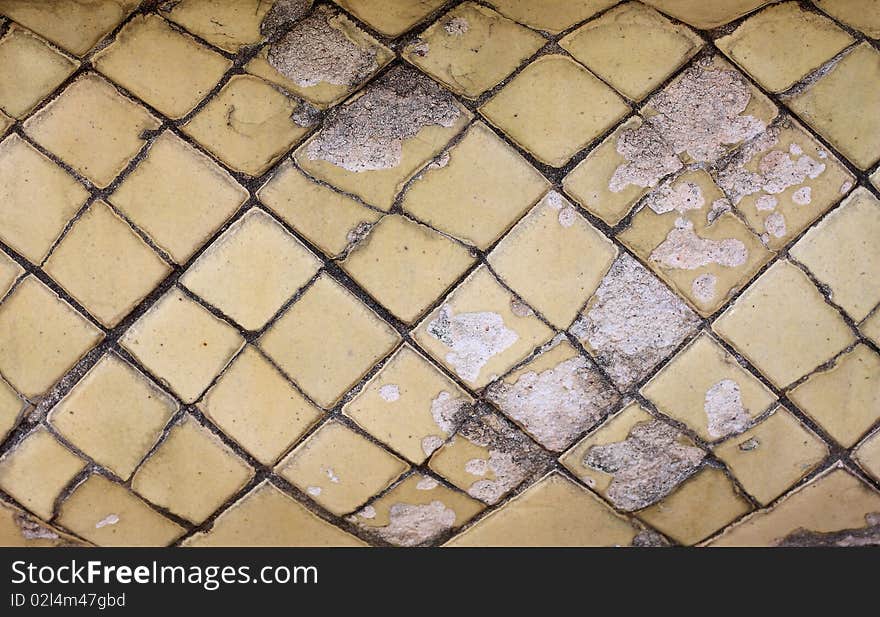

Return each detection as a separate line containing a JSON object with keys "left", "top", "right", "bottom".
{"left": 0, "top": 499, "right": 84, "bottom": 547}
{"left": 856, "top": 430, "right": 880, "bottom": 483}
{"left": 486, "top": 0, "right": 616, "bottom": 34}
{"left": 861, "top": 307, "right": 880, "bottom": 347}
{"left": 814, "top": 0, "right": 880, "bottom": 38}
{"left": 641, "top": 0, "right": 772, "bottom": 29}
{"left": 0, "top": 375, "right": 24, "bottom": 443}
{"left": 332, "top": 0, "right": 446, "bottom": 37}
{"left": 0, "top": 249, "right": 21, "bottom": 299}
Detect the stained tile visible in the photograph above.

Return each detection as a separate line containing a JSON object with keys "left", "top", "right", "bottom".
{"left": 0, "top": 500, "right": 85, "bottom": 547}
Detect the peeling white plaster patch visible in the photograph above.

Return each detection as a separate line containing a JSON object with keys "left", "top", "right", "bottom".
{"left": 307, "top": 486, "right": 323, "bottom": 496}
{"left": 840, "top": 181, "right": 853, "bottom": 194}
{"left": 358, "top": 505, "right": 376, "bottom": 519}
{"left": 765, "top": 211, "right": 787, "bottom": 238}
{"left": 427, "top": 306, "right": 518, "bottom": 383}
{"left": 16, "top": 515, "right": 59, "bottom": 540}
{"left": 444, "top": 16, "right": 469, "bottom": 35}
{"left": 792, "top": 186, "right": 812, "bottom": 205}
{"left": 544, "top": 190, "right": 564, "bottom": 210}
{"left": 373, "top": 501, "right": 456, "bottom": 546}
{"left": 467, "top": 450, "right": 521, "bottom": 504}
{"left": 510, "top": 297, "right": 534, "bottom": 317}
{"left": 650, "top": 219, "right": 747, "bottom": 270}
{"left": 95, "top": 514, "right": 120, "bottom": 529}
{"left": 691, "top": 273, "right": 717, "bottom": 303}
{"left": 704, "top": 379, "right": 751, "bottom": 439}
{"left": 646, "top": 181, "right": 705, "bottom": 215}
{"left": 422, "top": 435, "right": 444, "bottom": 457}
{"left": 430, "top": 391, "right": 468, "bottom": 435}
{"left": 789, "top": 143, "right": 803, "bottom": 156}
{"left": 416, "top": 477, "right": 439, "bottom": 490}
{"left": 707, "top": 198, "right": 732, "bottom": 224}
{"left": 756, "top": 195, "right": 778, "bottom": 211}
{"left": 379, "top": 384, "right": 400, "bottom": 402}
{"left": 464, "top": 458, "right": 489, "bottom": 476}
{"left": 558, "top": 206, "right": 576, "bottom": 227}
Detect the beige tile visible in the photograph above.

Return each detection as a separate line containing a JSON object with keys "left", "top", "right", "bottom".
{"left": 642, "top": 333, "right": 776, "bottom": 442}
{"left": 788, "top": 344, "right": 880, "bottom": 448}
{"left": 815, "top": 0, "right": 880, "bottom": 38}
{"left": 561, "top": 2, "right": 702, "bottom": 101}
{"left": 0, "top": 25, "right": 78, "bottom": 118}
{"left": 0, "top": 276, "right": 102, "bottom": 398}
{"left": 0, "top": 134, "right": 89, "bottom": 264}
{"left": 641, "top": 0, "right": 772, "bottom": 29}
{"left": 185, "top": 481, "right": 367, "bottom": 547}
{"left": 0, "top": 427, "right": 85, "bottom": 519}
{"left": 402, "top": 2, "right": 545, "bottom": 99}
{"left": 786, "top": 43, "right": 880, "bottom": 170}
{"left": 861, "top": 308, "right": 880, "bottom": 347}
{"left": 790, "top": 188, "right": 880, "bottom": 322}
{"left": 480, "top": 55, "right": 628, "bottom": 167}
{"left": 199, "top": 346, "right": 323, "bottom": 465}
{"left": 712, "top": 260, "right": 854, "bottom": 388}
{"left": 131, "top": 415, "right": 253, "bottom": 523}
{"left": 0, "top": 376, "right": 24, "bottom": 443}
{"left": 0, "top": 109, "right": 10, "bottom": 136}
{"left": 855, "top": 430, "right": 880, "bottom": 483}
{"left": 0, "top": 250, "right": 21, "bottom": 299}
{"left": 276, "top": 420, "right": 408, "bottom": 515}
{"left": 341, "top": 215, "right": 475, "bottom": 323}
{"left": 0, "top": 500, "right": 85, "bottom": 547}
{"left": 413, "top": 266, "right": 554, "bottom": 388}
{"left": 120, "top": 287, "right": 244, "bottom": 403}
{"left": 24, "top": 73, "right": 160, "bottom": 188}
{"left": 486, "top": 0, "right": 616, "bottom": 33}
{"left": 181, "top": 208, "right": 320, "bottom": 330}
{"left": 49, "top": 354, "right": 176, "bottom": 479}
{"left": 260, "top": 274, "right": 399, "bottom": 408}
{"left": 333, "top": 0, "right": 446, "bottom": 37}
{"left": 109, "top": 131, "right": 248, "bottom": 264}
{"left": 57, "top": 473, "right": 184, "bottom": 547}
{"left": 446, "top": 472, "right": 639, "bottom": 547}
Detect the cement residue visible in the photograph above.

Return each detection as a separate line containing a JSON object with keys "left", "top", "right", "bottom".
{"left": 649, "top": 218, "right": 748, "bottom": 270}
{"left": 14, "top": 513, "right": 59, "bottom": 540}
{"left": 632, "top": 529, "right": 670, "bottom": 547}
{"left": 609, "top": 121, "right": 682, "bottom": 192}
{"left": 372, "top": 500, "right": 457, "bottom": 546}
{"left": 691, "top": 273, "right": 717, "bottom": 302}
{"left": 427, "top": 305, "right": 518, "bottom": 383}
{"left": 444, "top": 17, "right": 469, "bottom": 35}
{"left": 776, "top": 513, "right": 880, "bottom": 547}
{"left": 644, "top": 180, "right": 705, "bottom": 215}
{"left": 764, "top": 211, "right": 787, "bottom": 238}
{"left": 430, "top": 391, "right": 470, "bottom": 434}
{"left": 704, "top": 379, "right": 751, "bottom": 439}
{"left": 260, "top": 0, "right": 313, "bottom": 37}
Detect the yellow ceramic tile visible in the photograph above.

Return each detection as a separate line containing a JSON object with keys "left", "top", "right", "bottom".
{"left": 446, "top": 472, "right": 639, "bottom": 547}
{"left": 199, "top": 346, "right": 323, "bottom": 465}
{"left": 49, "top": 354, "right": 176, "bottom": 479}
{"left": 485, "top": 340, "right": 621, "bottom": 451}
{"left": 716, "top": 2, "right": 853, "bottom": 93}
{"left": 786, "top": 43, "right": 880, "bottom": 170}
{"left": 427, "top": 411, "right": 547, "bottom": 505}
{"left": 0, "top": 250, "right": 21, "bottom": 299}
{"left": 489, "top": 191, "right": 617, "bottom": 327}
{"left": 642, "top": 0, "right": 772, "bottom": 29}
{"left": 0, "top": 134, "right": 89, "bottom": 264}
{"left": 344, "top": 345, "right": 473, "bottom": 464}
{"left": 790, "top": 188, "right": 880, "bottom": 322}
{"left": 480, "top": 55, "right": 628, "bottom": 167}
{"left": 181, "top": 208, "right": 320, "bottom": 330}
{"left": 861, "top": 308, "right": 880, "bottom": 347}
{"left": 247, "top": 6, "right": 393, "bottom": 109}
{"left": 413, "top": 266, "right": 554, "bottom": 388}
{"left": 131, "top": 415, "right": 253, "bottom": 523}
{"left": 637, "top": 468, "right": 752, "bottom": 545}
{"left": 560, "top": 2, "right": 703, "bottom": 101}
{"left": 402, "top": 122, "right": 549, "bottom": 249}
{"left": 185, "top": 481, "right": 367, "bottom": 547}
{"left": 0, "top": 376, "right": 24, "bottom": 442}
{"left": 0, "top": 109, "right": 10, "bottom": 136}
{"left": 0, "top": 500, "right": 85, "bottom": 547}
{"left": 44, "top": 201, "right": 170, "bottom": 327}
{"left": 332, "top": 0, "right": 446, "bottom": 37}
{"left": 815, "top": 0, "right": 880, "bottom": 38}
{"left": 714, "top": 406, "right": 828, "bottom": 504}
{"left": 0, "top": 25, "right": 78, "bottom": 118}
{"left": 276, "top": 420, "right": 408, "bottom": 515}
{"left": 352, "top": 473, "right": 484, "bottom": 546}
{"left": 295, "top": 66, "right": 471, "bottom": 210}
{"left": 258, "top": 160, "right": 381, "bottom": 258}
{"left": 57, "top": 474, "right": 184, "bottom": 547}
{"left": 24, "top": 73, "right": 160, "bottom": 188}
{"left": 486, "top": 0, "right": 617, "bottom": 34}
{"left": 0, "top": 0, "right": 139, "bottom": 56}
{"left": 713, "top": 260, "right": 855, "bottom": 388}
{"left": 789, "top": 344, "right": 880, "bottom": 448}
{"left": 856, "top": 430, "right": 880, "bottom": 483}
{"left": 618, "top": 170, "right": 773, "bottom": 315}
{"left": 120, "top": 287, "right": 244, "bottom": 403}
{"left": 183, "top": 74, "right": 312, "bottom": 177}
{"left": 109, "top": 131, "right": 248, "bottom": 264}
{"left": 341, "top": 215, "right": 475, "bottom": 323}
{"left": 402, "top": 2, "right": 545, "bottom": 99}
{"left": 873, "top": 167, "right": 880, "bottom": 192}
{"left": 0, "top": 427, "right": 85, "bottom": 519}
{"left": 93, "top": 14, "right": 231, "bottom": 119}
{"left": 260, "top": 274, "right": 399, "bottom": 408}
{"left": 560, "top": 402, "right": 706, "bottom": 511}
{"left": 0, "top": 276, "right": 102, "bottom": 398}
{"left": 709, "top": 467, "right": 880, "bottom": 546}
{"left": 642, "top": 333, "right": 776, "bottom": 442}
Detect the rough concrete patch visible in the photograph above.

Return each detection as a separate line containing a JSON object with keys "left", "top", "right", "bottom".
{"left": 427, "top": 305, "right": 518, "bottom": 383}
{"left": 373, "top": 500, "right": 457, "bottom": 546}
{"left": 764, "top": 211, "right": 787, "bottom": 238}
{"left": 792, "top": 186, "right": 812, "bottom": 205}
{"left": 756, "top": 195, "right": 778, "bottom": 211}
{"left": 644, "top": 180, "right": 705, "bottom": 215}
{"left": 776, "top": 513, "right": 880, "bottom": 547}
{"left": 704, "top": 379, "right": 751, "bottom": 439}
{"left": 416, "top": 477, "right": 438, "bottom": 490}
{"left": 609, "top": 121, "right": 682, "bottom": 193}
{"left": 632, "top": 529, "right": 671, "bottom": 547}
{"left": 707, "top": 199, "right": 732, "bottom": 225}
{"left": 691, "top": 273, "right": 717, "bottom": 303}
{"left": 649, "top": 218, "right": 748, "bottom": 270}
{"left": 584, "top": 420, "right": 705, "bottom": 511}
{"left": 378, "top": 384, "right": 400, "bottom": 402}
{"left": 306, "top": 67, "right": 461, "bottom": 172}
{"left": 486, "top": 356, "right": 621, "bottom": 451}
{"left": 445, "top": 17, "right": 469, "bottom": 35}
{"left": 260, "top": 0, "right": 313, "bottom": 37}
{"left": 14, "top": 513, "right": 59, "bottom": 540}
{"left": 421, "top": 435, "right": 444, "bottom": 457}
{"left": 431, "top": 391, "right": 470, "bottom": 435}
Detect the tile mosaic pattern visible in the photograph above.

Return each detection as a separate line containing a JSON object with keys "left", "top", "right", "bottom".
{"left": 0, "top": 0, "right": 878, "bottom": 548}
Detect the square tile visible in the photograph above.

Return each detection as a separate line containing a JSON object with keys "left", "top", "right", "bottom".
{"left": 131, "top": 415, "right": 253, "bottom": 523}
{"left": 0, "top": 375, "right": 25, "bottom": 443}
{"left": 814, "top": 0, "right": 880, "bottom": 38}
{"left": 24, "top": 73, "right": 160, "bottom": 188}
{"left": 340, "top": 214, "right": 475, "bottom": 323}
{"left": 0, "top": 25, "right": 78, "bottom": 118}
{"left": 332, "top": 0, "right": 446, "bottom": 37}
{"left": 44, "top": 201, "right": 171, "bottom": 327}
{"left": 412, "top": 266, "right": 554, "bottom": 388}
{"left": 180, "top": 208, "right": 321, "bottom": 330}
{"left": 49, "top": 353, "right": 177, "bottom": 479}
{"left": 712, "top": 260, "right": 855, "bottom": 388}
{"left": 560, "top": 2, "right": 702, "bottom": 101}
{"left": 93, "top": 14, "right": 231, "bottom": 119}
{"left": 489, "top": 191, "right": 617, "bottom": 327}
{"left": 198, "top": 346, "right": 323, "bottom": 465}
{"left": 402, "top": 2, "right": 545, "bottom": 99}
{"left": 259, "top": 273, "right": 399, "bottom": 408}
{"left": 480, "top": 54, "right": 629, "bottom": 167}
{"left": 0, "top": 134, "right": 89, "bottom": 264}
{"left": 276, "top": 420, "right": 408, "bottom": 515}
{"left": 183, "top": 74, "right": 313, "bottom": 177}
{"left": 109, "top": 131, "right": 248, "bottom": 264}
{"left": 856, "top": 430, "right": 880, "bottom": 483}
{"left": 343, "top": 345, "right": 473, "bottom": 464}
{"left": 119, "top": 287, "right": 244, "bottom": 403}
{"left": 0, "top": 276, "right": 102, "bottom": 398}
{"left": 486, "top": 0, "right": 616, "bottom": 34}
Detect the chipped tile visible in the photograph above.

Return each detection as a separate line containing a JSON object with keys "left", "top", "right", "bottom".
{"left": 0, "top": 500, "right": 84, "bottom": 547}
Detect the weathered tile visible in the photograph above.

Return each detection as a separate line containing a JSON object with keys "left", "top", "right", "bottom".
{"left": 0, "top": 376, "right": 25, "bottom": 443}
{"left": 0, "top": 250, "right": 21, "bottom": 299}
{"left": 0, "top": 500, "right": 85, "bottom": 547}
{"left": 860, "top": 308, "right": 880, "bottom": 347}
{"left": 486, "top": 0, "right": 616, "bottom": 34}
{"left": 814, "top": 0, "right": 880, "bottom": 38}
{"left": 641, "top": 0, "right": 773, "bottom": 29}
{"left": 855, "top": 430, "right": 880, "bottom": 483}
{"left": 332, "top": 0, "right": 445, "bottom": 37}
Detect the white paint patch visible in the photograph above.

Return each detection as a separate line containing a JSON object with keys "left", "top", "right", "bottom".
{"left": 691, "top": 273, "right": 717, "bottom": 303}
{"left": 650, "top": 219, "right": 747, "bottom": 270}
{"left": 756, "top": 195, "right": 778, "bottom": 211}
{"left": 95, "top": 514, "right": 120, "bottom": 529}
{"left": 789, "top": 143, "right": 803, "bottom": 156}
{"left": 416, "top": 477, "right": 439, "bottom": 490}
{"left": 307, "top": 486, "right": 323, "bottom": 496}
{"left": 765, "top": 211, "right": 787, "bottom": 238}
{"left": 544, "top": 191, "right": 564, "bottom": 210}
{"left": 704, "top": 379, "right": 751, "bottom": 439}
{"left": 379, "top": 384, "right": 400, "bottom": 402}
{"left": 464, "top": 458, "right": 489, "bottom": 476}
{"left": 792, "top": 186, "right": 812, "bottom": 205}
{"left": 426, "top": 306, "right": 518, "bottom": 383}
